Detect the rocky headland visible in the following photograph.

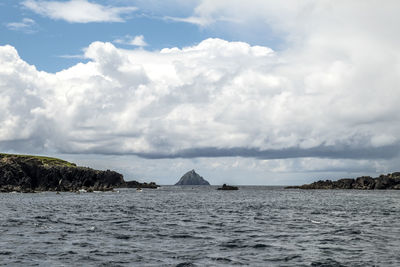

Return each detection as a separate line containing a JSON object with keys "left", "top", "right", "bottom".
{"left": 175, "top": 170, "right": 210, "bottom": 185}
{"left": 286, "top": 172, "right": 400, "bottom": 190}
{"left": 0, "top": 153, "right": 158, "bottom": 193}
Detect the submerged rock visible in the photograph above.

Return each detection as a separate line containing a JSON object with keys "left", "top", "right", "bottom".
{"left": 217, "top": 184, "right": 239, "bottom": 190}
{"left": 175, "top": 170, "right": 210, "bottom": 185}
{"left": 286, "top": 172, "right": 400, "bottom": 190}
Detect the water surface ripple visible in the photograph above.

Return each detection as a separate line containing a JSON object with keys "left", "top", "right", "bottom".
{"left": 1, "top": 186, "right": 399, "bottom": 266}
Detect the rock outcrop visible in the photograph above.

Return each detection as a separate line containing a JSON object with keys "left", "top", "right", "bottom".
{"left": 286, "top": 172, "right": 400, "bottom": 190}
{"left": 175, "top": 170, "right": 210, "bottom": 185}
{"left": 217, "top": 184, "right": 239, "bottom": 190}
{"left": 0, "top": 153, "right": 158, "bottom": 192}
{"left": 124, "top": 180, "right": 159, "bottom": 189}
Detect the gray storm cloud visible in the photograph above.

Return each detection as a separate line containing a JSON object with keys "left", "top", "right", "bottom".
{"left": 1, "top": 0, "right": 400, "bottom": 160}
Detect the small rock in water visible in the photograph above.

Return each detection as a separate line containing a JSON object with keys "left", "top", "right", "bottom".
{"left": 217, "top": 184, "right": 239, "bottom": 190}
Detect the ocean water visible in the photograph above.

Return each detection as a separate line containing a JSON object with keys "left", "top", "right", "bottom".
{"left": 1, "top": 186, "right": 399, "bottom": 266}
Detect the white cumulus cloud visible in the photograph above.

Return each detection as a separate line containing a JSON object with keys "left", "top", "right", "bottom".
{"left": 22, "top": 0, "right": 137, "bottom": 23}
{"left": 1, "top": 35, "right": 400, "bottom": 161}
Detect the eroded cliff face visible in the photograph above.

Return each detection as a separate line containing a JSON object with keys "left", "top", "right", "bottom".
{"left": 0, "top": 154, "right": 124, "bottom": 192}
{"left": 286, "top": 172, "right": 400, "bottom": 190}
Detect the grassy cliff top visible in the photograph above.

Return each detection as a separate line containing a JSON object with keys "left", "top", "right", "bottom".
{"left": 0, "top": 153, "right": 77, "bottom": 167}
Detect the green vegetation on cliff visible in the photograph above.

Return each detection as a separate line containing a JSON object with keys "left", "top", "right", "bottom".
{"left": 0, "top": 153, "right": 76, "bottom": 167}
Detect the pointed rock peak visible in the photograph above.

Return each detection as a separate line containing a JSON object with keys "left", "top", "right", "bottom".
{"left": 175, "top": 170, "right": 210, "bottom": 185}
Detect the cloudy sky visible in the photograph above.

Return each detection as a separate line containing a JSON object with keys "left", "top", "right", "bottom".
{"left": 1, "top": 0, "right": 400, "bottom": 185}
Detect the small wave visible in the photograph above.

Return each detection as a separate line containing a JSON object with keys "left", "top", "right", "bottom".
{"left": 170, "top": 234, "right": 192, "bottom": 239}
{"left": 114, "top": 234, "right": 131, "bottom": 240}
{"left": 284, "top": 255, "right": 301, "bottom": 261}
{"left": 311, "top": 258, "right": 346, "bottom": 266}
{"left": 332, "top": 228, "right": 361, "bottom": 235}
{"left": 72, "top": 242, "right": 93, "bottom": 248}
{"left": 176, "top": 262, "right": 196, "bottom": 267}
{"left": 36, "top": 231, "right": 50, "bottom": 234}
{"left": 220, "top": 240, "right": 246, "bottom": 249}
{"left": 210, "top": 257, "right": 232, "bottom": 263}
{"left": 111, "top": 220, "right": 131, "bottom": 225}
{"left": 195, "top": 225, "right": 209, "bottom": 229}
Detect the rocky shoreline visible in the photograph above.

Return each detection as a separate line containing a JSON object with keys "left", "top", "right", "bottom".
{"left": 286, "top": 172, "right": 400, "bottom": 190}
{"left": 0, "top": 153, "right": 158, "bottom": 193}
{"left": 124, "top": 180, "right": 159, "bottom": 189}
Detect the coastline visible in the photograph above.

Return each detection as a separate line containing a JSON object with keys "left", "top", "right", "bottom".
{"left": 286, "top": 172, "right": 400, "bottom": 190}
{"left": 0, "top": 153, "right": 158, "bottom": 193}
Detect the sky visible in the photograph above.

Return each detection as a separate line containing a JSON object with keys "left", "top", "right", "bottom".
{"left": 1, "top": 0, "right": 400, "bottom": 185}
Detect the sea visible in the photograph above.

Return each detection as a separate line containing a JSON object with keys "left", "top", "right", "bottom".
{"left": 1, "top": 186, "right": 399, "bottom": 266}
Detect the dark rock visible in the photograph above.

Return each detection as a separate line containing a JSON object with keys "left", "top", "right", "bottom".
{"left": 217, "top": 184, "right": 239, "bottom": 190}
{"left": 123, "top": 180, "right": 159, "bottom": 189}
{"left": 354, "top": 176, "right": 375, "bottom": 189}
{"left": 335, "top": 178, "right": 354, "bottom": 189}
{"left": 393, "top": 184, "right": 400, "bottom": 190}
{"left": 175, "top": 170, "right": 210, "bottom": 185}
{"left": 285, "top": 172, "right": 400, "bottom": 190}
{"left": 0, "top": 153, "right": 156, "bottom": 193}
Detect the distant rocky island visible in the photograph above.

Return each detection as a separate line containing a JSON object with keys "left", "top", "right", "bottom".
{"left": 175, "top": 170, "right": 210, "bottom": 185}
{"left": 286, "top": 172, "right": 400, "bottom": 190}
{"left": 217, "top": 184, "right": 239, "bottom": 190}
{"left": 0, "top": 153, "right": 158, "bottom": 193}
